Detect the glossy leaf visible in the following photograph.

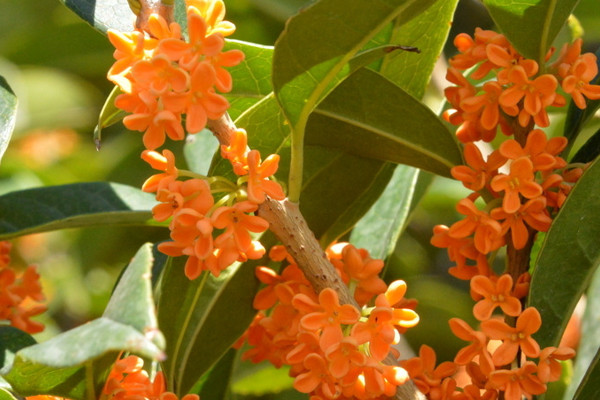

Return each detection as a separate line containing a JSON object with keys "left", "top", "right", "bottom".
{"left": 378, "top": 0, "right": 460, "bottom": 98}
{"left": 571, "top": 126, "right": 600, "bottom": 164}
{"left": 572, "top": 349, "right": 600, "bottom": 400}
{"left": 0, "top": 182, "right": 157, "bottom": 240}
{"left": 156, "top": 245, "right": 267, "bottom": 395}
{"left": 183, "top": 130, "right": 220, "bottom": 175}
{"left": 564, "top": 267, "right": 600, "bottom": 400}
{"left": 482, "top": 0, "right": 579, "bottom": 62}
{"left": 272, "top": 0, "right": 436, "bottom": 130}
{"left": 0, "top": 327, "right": 36, "bottom": 375}
{"left": 0, "top": 76, "right": 17, "bottom": 164}
{"left": 3, "top": 244, "right": 164, "bottom": 400}
{"left": 563, "top": 45, "right": 600, "bottom": 158}
{"left": 193, "top": 348, "right": 236, "bottom": 400}
{"left": 350, "top": 166, "right": 421, "bottom": 260}
{"left": 61, "top": 0, "right": 136, "bottom": 34}
{"left": 306, "top": 68, "right": 462, "bottom": 177}
{"left": 0, "top": 388, "right": 19, "bottom": 400}
{"left": 225, "top": 40, "right": 274, "bottom": 120}
{"left": 529, "top": 156, "right": 600, "bottom": 349}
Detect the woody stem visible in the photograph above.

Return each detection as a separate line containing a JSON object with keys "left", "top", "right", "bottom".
{"left": 207, "top": 114, "right": 426, "bottom": 400}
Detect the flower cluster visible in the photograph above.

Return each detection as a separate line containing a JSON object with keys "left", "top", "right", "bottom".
{"left": 445, "top": 29, "right": 600, "bottom": 143}
{"left": 100, "top": 355, "right": 198, "bottom": 400}
{"left": 411, "top": 29, "right": 588, "bottom": 400}
{"left": 107, "top": 0, "right": 244, "bottom": 149}
{"left": 0, "top": 241, "right": 46, "bottom": 334}
{"left": 141, "top": 127, "right": 284, "bottom": 279}
{"left": 237, "top": 243, "right": 419, "bottom": 400}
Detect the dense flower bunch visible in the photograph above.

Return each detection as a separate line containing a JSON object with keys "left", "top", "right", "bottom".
{"left": 0, "top": 241, "right": 46, "bottom": 334}
{"left": 100, "top": 355, "right": 198, "bottom": 400}
{"left": 405, "top": 29, "right": 594, "bottom": 400}
{"left": 141, "top": 127, "right": 285, "bottom": 279}
{"left": 237, "top": 243, "right": 419, "bottom": 400}
{"left": 444, "top": 29, "right": 600, "bottom": 143}
{"left": 107, "top": 1, "right": 285, "bottom": 279}
{"left": 107, "top": 0, "right": 244, "bottom": 149}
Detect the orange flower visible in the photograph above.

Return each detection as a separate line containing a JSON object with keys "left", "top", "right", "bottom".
{"left": 107, "top": 30, "right": 152, "bottom": 92}
{"left": 293, "top": 288, "right": 360, "bottom": 351}
{"left": 402, "top": 345, "right": 457, "bottom": 396}
{"left": 460, "top": 81, "right": 507, "bottom": 131}
{"left": 499, "top": 66, "right": 559, "bottom": 127}
{"left": 537, "top": 346, "right": 575, "bottom": 383}
{"left": 470, "top": 274, "right": 522, "bottom": 320}
{"left": 351, "top": 307, "right": 397, "bottom": 361}
{"left": 451, "top": 144, "right": 506, "bottom": 191}
{"left": 481, "top": 307, "right": 542, "bottom": 366}
{"left": 211, "top": 200, "right": 269, "bottom": 255}
{"left": 490, "top": 157, "right": 542, "bottom": 214}
{"left": 490, "top": 196, "right": 552, "bottom": 249}
{"left": 246, "top": 150, "right": 286, "bottom": 204}
{"left": 130, "top": 54, "right": 189, "bottom": 95}
{"left": 448, "top": 198, "right": 504, "bottom": 255}
{"left": 324, "top": 336, "right": 366, "bottom": 379}
{"left": 499, "top": 129, "right": 567, "bottom": 171}
{"left": 448, "top": 318, "right": 494, "bottom": 376}
{"left": 0, "top": 263, "right": 46, "bottom": 334}
{"left": 488, "top": 361, "right": 546, "bottom": 400}
{"left": 293, "top": 353, "right": 341, "bottom": 398}
{"left": 220, "top": 128, "right": 249, "bottom": 175}
{"left": 141, "top": 149, "right": 178, "bottom": 192}
{"left": 562, "top": 52, "right": 600, "bottom": 108}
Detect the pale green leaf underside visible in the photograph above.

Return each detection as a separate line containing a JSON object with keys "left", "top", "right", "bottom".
{"left": 0, "top": 76, "right": 17, "bottom": 164}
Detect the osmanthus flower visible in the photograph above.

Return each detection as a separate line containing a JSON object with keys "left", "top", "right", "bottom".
{"left": 499, "top": 129, "right": 567, "bottom": 171}
{"left": 130, "top": 54, "right": 189, "bottom": 96}
{"left": 292, "top": 287, "right": 361, "bottom": 351}
{"left": 448, "top": 198, "right": 505, "bottom": 255}
{"left": 488, "top": 361, "right": 546, "bottom": 400}
{"left": 448, "top": 318, "right": 494, "bottom": 376}
{"left": 246, "top": 150, "right": 286, "bottom": 204}
{"left": 328, "top": 243, "right": 388, "bottom": 306}
{"left": 211, "top": 200, "right": 269, "bottom": 256}
{"left": 537, "top": 346, "right": 576, "bottom": 383}
{"left": 430, "top": 225, "right": 483, "bottom": 280}
{"left": 402, "top": 345, "right": 458, "bottom": 397}
{"left": 0, "top": 245, "right": 46, "bottom": 334}
{"left": 481, "top": 307, "right": 542, "bottom": 366}
{"left": 351, "top": 307, "right": 398, "bottom": 362}
{"left": 324, "top": 336, "right": 367, "bottom": 379}
{"left": 101, "top": 355, "right": 199, "bottom": 400}
{"left": 490, "top": 197, "right": 553, "bottom": 249}
{"left": 562, "top": 52, "right": 600, "bottom": 109}
{"left": 153, "top": 178, "right": 213, "bottom": 221}
{"left": 220, "top": 128, "right": 249, "bottom": 175}
{"left": 459, "top": 81, "right": 511, "bottom": 132}
{"left": 490, "top": 157, "right": 543, "bottom": 214}
{"left": 449, "top": 28, "right": 510, "bottom": 79}
{"left": 253, "top": 264, "right": 312, "bottom": 310}
{"left": 454, "top": 384, "right": 498, "bottom": 400}
{"left": 107, "top": 30, "right": 153, "bottom": 92}
{"left": 374, "top": 280, "right": 420, "bottom": 333}
{"left": 451, "top": 144, "right": 506, "bottom": 192}
{"left": 499, "top": 66, "right": 563, "bottom": 128}
{"left": 470, "top": 274, "right": 522, "bottom": 321}
{"left": 485, "top": 43, "right": 539, "bottom": 84}
{"left": 293, "top": 353, "right": 342, "bottom": 399}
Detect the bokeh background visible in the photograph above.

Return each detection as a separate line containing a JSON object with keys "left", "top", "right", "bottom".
{"left": 1, "top": 0, "right": 599, "bottom": 398}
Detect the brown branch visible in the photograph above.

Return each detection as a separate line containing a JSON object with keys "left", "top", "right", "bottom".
{"left": 208, "top": 115, "right": 426, "bottom": 400}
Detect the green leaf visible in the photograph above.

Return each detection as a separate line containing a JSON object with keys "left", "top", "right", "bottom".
{"left": 564, "top": 267, "right": 600, "bottom": 400}
{"left": 232, "top": 362, "right": 294, "bottom": 395}
{"left": 306, "top": 68, "right": 462, "bottom": 177}
{"left": 563, "top": 46, "right": 600, "bottom": 158}
{"left": 225, "top": 40, "right": 274, "bottom": 120}
{"left": 183, "top": 130, "right": 220, "bottom": 175}
{"left": 0, "top": 76, "right": 17, "bottom": 164}
{"left": 571, "top": 126, "right": 600, "bottom": 163}
{"left": 94, "top": 85, "right": 126, "bottom": 150}
{"left": 529, "top": 156, "right": 600, "bottom": 349}
{"left": 103, "top": 243, "right": 165, "bottom": 350}
{"left": 156, "top": 246, "right": 267, "bottom": 395}
{"left": 193, "top": 348, "right": 236, "bottom": 400}
{"left": 350, "top": 166, "right": 421, "bottom": 260}
{"left": 572, "top": 349, "right": 600, "bottom": 400}
{"left": 378, "top": 0, "right": 459, "bottom": 98}
{"left": 0, "top": 327, "right": 36, "bottom": 375}
{"left": 61, "top": 0, "right": 136, "bottom": 34}
{"left": 0, "top": 182, "right": 157, "bottom": 240}
{"left": 0, "top": 388, "right": 19, "bottom": 400}
{"left": 272, "top": 0, "right": 436, "bottom": 130}
{"left": 482, "top": 0, "right": 580, "bottom": 62}
{"left": 3, "top": 244, "right": 164, "bottom": 400}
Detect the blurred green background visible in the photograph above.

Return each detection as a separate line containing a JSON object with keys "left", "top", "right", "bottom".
{"left": 1, "top": 0, "right": 599, "bottom": 398}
